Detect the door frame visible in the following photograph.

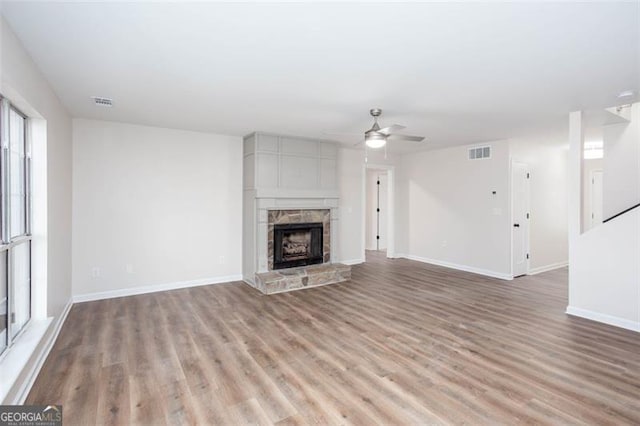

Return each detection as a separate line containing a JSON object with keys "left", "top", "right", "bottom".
{"left": 362, "top": 163, "right": 395, "bottom": 260}
{"left": 510, "top": 160, "right": 531, "bottom": 277}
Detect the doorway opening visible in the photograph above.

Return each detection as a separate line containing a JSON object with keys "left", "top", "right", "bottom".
{"left": 363, "top": 164, "right": 394, "bottom": 262}
{"left": 582, "top": 127, "right": 604, "bottom": 233}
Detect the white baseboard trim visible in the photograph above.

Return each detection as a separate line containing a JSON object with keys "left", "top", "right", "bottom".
{"left": 340, "top": 258, "right": 365, "bottom": 265}
{"left": 397, "top": 253, "right": 513, "bottom": 280}
{"left": 10, "top": 298, "right": 73, "bottom": 404}
{"left": 566, "top": 306, "right": 640, "bottom": 332}
{"left": 528, "top": 261, "right": 569, "bottom": 275}
{"left": 73, "top": 274, "right": 243, "bottom": 303}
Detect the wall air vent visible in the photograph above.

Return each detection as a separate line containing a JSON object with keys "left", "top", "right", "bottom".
{"left": 468, "top": 145, "right": 491, "bottom": 160}
{"left": 91, "top": 96, "right": 113, "bottom": 107}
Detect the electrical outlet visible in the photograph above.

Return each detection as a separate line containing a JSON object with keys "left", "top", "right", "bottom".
{"left": 125, "top": 264, "right": 134, "bottom": 274}
{"left": 91, "top": 267, "right": 101, "bottom": 278}
{"left": 219, "top": 256, "right": 226, "bottom": 265}
{"left": 442, "top": 240, "right": 448, "bottom": 248}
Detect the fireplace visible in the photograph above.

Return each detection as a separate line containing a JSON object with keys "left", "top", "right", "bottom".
{"left": 267, "top": 209, "right": 330, "bottom": 271}
{"left": 273, "top": 222, "right": 323, "bottom": 270}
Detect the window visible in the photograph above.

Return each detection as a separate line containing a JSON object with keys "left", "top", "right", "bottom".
{"left": 0, "top": 97, "right": 31, "bottom": 356}
{"left": 0, "top": 252, "right": 7, "bottom": 354}
{"left": 584, "top": 140, "right": 604, "bottom": 160}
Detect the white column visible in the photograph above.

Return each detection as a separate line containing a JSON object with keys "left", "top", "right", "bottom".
{"left": 568, "top": 111, "right": 584, "bottom": 241}
{"left": 568, "top": 110, "right": 584, "bottom": 311}
{"left": 256, "top": 206, "right": 269, "bottom": 273}
{"left": 330, "top": 207, "right": 339, "bottom": 263}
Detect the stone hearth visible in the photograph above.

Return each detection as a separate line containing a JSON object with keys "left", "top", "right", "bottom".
{"left": 255, "top": 263, "right": 351, "bottom": 294}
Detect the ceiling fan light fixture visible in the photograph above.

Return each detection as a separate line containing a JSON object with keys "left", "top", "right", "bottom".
{"left": 365, "top": 133, "right": 386, "bottom": 149}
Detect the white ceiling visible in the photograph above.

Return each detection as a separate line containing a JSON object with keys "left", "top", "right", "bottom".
{"left": 1, "top": 1, "right": 639, "bottom": 152}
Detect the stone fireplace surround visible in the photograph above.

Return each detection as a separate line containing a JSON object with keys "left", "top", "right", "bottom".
{"left": 251, "top": 197, "right": 340, "bottom": 276}
{"left": 253, "top": 208, "right": 350, "bottom": 294}
{"left": 268, "top": 209, "right": 330, "bottom": 270}
{"left": 246, "top": 196, "right": 351, "bottom": 294}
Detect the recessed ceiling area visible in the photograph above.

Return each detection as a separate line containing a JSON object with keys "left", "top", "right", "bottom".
{"left": 1, "top": 2, "right": 638, "bottom": 151}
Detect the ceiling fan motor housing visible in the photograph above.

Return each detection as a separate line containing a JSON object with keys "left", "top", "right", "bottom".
{"left": 370, "top": 108, "right": 383, "bottom": 117}
{"left": 366, "top": 108, "right": 386, "bottom": 148}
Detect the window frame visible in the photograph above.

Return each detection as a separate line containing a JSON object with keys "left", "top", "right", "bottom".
{"left": 0, "top": 96, "right": 32, "bottom": 356}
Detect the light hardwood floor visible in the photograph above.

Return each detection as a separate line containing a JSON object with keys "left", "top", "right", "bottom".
{"left": 28, "top": 251, "right": 640, "bottom": 425}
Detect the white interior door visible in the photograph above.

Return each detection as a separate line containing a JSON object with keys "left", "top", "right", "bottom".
{"left": 590, "top": 170, "right": 604, "bottom": 228}
{"left": 365, "top": 170, "right": 378, "bottom": 250}
{"left": 512, "top": 162, "right": 530, "bottom": 277}
{"left": 377, "top": 174, "right": 388, "bottom": 250}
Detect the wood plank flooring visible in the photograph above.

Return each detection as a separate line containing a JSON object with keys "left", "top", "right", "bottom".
{"left": 28, "top": 251, "right": 640, "bottom": 425}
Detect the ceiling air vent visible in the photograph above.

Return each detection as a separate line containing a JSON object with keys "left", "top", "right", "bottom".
{"left": 91, "top": 96, "right": 113, "bottom": 107}
{"left": 468, "top": 145, "right": 491, "bottom": 160}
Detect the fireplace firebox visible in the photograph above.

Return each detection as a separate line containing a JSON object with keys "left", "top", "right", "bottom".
{"left": 273, "top": 222, "right": 323, "bottom": 270}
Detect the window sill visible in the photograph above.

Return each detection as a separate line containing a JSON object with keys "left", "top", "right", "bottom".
{"left": 0, "top": 318, "right": 52, "bottom": 404}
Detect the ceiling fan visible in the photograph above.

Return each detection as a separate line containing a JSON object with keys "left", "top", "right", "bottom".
{"left": 352, "top": 108, "right": 426, "bottom": 149}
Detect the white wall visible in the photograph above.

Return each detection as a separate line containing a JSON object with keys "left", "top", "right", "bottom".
{"left": 337, "top": 148, "right": 365, "bottom": 264}
{"left": 396, "top": 140, "right": 512, "bottom": 278}
{"left": 568, "top": 104, "right": 640, "bottom": 332}
{"left": 394, "top": 137, "right": 568, "bottom": 279}
{"left": 72, "top": 119, "right": 242, "bottom": 299}
{"left": 510, "top": 137, "right": 569, "bottom": 272}
{"left": 569, "top": 208, "right": 639, "bottom": 331}
{"left": 0, "top": 16, "right": 72, "bottom": 403}
{"left": 603, "top": 103, "right": 640, "bottom": 218}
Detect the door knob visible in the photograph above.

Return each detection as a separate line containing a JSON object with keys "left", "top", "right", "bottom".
{"left": 513, "top": 223, "right": 520, "bottom": 227}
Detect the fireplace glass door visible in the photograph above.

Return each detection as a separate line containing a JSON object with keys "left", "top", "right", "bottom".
{"left": 273, "top": 223, "right": 323, "bottom": 269}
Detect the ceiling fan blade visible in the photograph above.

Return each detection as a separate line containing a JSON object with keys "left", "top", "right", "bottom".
{"left": 388, "top": 134, "right": 426, "bottom": 142}
{"left": 323, "top": 131, "right": 363, "bottom": 137}
{"left": 377, "top": 124, "right": 406, "bottom": 135}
